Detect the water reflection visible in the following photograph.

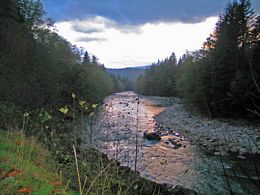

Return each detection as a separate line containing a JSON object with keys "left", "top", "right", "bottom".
{"left": 94, "top": 91, "right": 260, "bottom": 194}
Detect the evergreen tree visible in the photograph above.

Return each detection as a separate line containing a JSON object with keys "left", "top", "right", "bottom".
{"left": 177, "top": 0, "right": 260, "bottom": 118}
{"left": 136, "top": 53, "right": 178, "bottom": 97}
{"left": 92, "top": 55, "right": 98, "bottom": 65}
{"left": 0, "top": 0, "right": 120, "bottom": 109}
{"left": 83, "top": 51, "right": 90, "bottom": 64}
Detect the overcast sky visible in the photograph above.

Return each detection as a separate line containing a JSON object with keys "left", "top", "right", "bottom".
{"left": 41, "top": 0, "right": 260, "bottom": 68}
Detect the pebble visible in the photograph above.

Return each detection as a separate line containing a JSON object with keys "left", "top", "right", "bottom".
{"left": 156, "top": 103, "right": 260, "bottom": 155}
{"left": 237, "top": 155, "right": 246, "bottom": 160}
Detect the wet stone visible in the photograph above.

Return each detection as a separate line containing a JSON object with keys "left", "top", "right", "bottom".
{"left": 94, "top": 92, "right": 260, "bottom": 195}
{"left": 237, "top": 155, "right": 246, "bottom": 160}
{"left": 143, "top": 131, "right": 161, "bottom": 141}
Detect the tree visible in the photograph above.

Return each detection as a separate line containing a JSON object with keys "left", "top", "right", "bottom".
{"left": 91, "top": 55, "right": 98, "bottom": 65}
{"left": 135, "top": 53, "right": 178, "bottom": 97}
{"left": 83, "top": 51, "right": 90, "bottom": 64}
{"left": 177, "top": 0, "right": 260, "bottom": 118}
{"left": 206, "top": 0, "right": 257, "bottom": 116}
{"left": 0, "top": 0, "right": 120, "bottom": 110}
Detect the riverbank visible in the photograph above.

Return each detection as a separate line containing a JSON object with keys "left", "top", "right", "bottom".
{"left": 0, "top": 129, "right": 198, "bottom": 195}
{"left": 95, "top": 92, "right": 260, "bottom": 194}
{"left": 152, "top": 98, "right": 260, "bottom": 158}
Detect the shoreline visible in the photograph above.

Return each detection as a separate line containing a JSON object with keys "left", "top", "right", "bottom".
{"left": 151, "top": 97, "right": 260, "bottom": 158}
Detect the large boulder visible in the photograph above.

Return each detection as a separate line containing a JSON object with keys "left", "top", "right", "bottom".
{"left": 143, "top": 131, "right": 161, "bottom": 141}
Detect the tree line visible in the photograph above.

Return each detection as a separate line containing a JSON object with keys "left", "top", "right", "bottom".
{"left": 0, "top": 0, "right": 126, "bottom": 111}
{"left": 136, "top": 52, "right": 177, "bottom": 97}
{"left": 136, "top": 0, "right": 260, "bottom": 118}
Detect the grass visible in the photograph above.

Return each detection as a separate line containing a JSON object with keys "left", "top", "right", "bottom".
{"left": 0, "top": 130, "right": 76, "bottom": 195}
{"left": 0, "top": 100, "right": 177, "bottom": 195}
{"left": 0, "top": 129, "right": 174, "bottom": 195}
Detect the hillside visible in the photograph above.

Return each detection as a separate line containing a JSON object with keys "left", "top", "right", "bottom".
{"left": 106, "top": 66, "right": 148, "bottom": 79}
{"left": 0, "top": 131, "right": 75, "bottom": 194}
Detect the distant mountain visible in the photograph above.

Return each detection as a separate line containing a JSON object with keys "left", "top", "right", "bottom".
{"left": 131, "top": 65, "right": 150, "bottom": 70}
{"left": 106, "top": 66, "right": 149, "bottom": 79}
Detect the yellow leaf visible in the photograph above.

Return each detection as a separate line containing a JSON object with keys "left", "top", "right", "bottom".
{"left": 59, "top": 106, "right": 68, "bottom": 114}
{"left": 79, "top": 100, "right": 86, "bottom": 107}
{"left": 92, "top": 104, "right": 98, "bottom": 109}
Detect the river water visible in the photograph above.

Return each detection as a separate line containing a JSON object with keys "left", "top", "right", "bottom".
{"left": 93, "top": 91, "right": 260, "bottom": 194}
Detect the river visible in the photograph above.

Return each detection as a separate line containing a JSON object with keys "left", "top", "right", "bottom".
{"left": 92, "top": 91, "right": 260, "bottom": 194}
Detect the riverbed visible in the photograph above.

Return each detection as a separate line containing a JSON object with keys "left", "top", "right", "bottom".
{"left": 93, "top": 91, "right": 260, "bottom": 194}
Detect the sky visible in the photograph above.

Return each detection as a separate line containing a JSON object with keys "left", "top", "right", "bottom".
{"left": 41, "top": 0, "right": 260, "bottom": 68}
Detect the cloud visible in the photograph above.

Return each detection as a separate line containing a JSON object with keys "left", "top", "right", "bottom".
{"left": 42, "top": 0, "right": 228, "bottom": 24}
{"left": 42, "top": 0, "right": 260, "bottom": 69}
{"left": 42, "top": 0, "right": 260, "bottom": 25}
{"left": 76, "top": 36, "right": 107, "bottom": 42}
{"left": 72, "top": 25, "right": 103, "bottom": 34}
{"left": 70, "top": 16, "right": 142, "bottom": 35}
{"left": 55, "top": 16, "right": 218, "bottom": 68}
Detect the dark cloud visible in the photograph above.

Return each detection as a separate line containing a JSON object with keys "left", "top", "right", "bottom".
{"left": 116, "top": 25, "right": 143, "bottom": 34}
{"left": 70, "top": 17, "right": 143, "bottom": 35}
{"left": 76, "top": 36, "right": 107, "bottom": 42}
{"left": 72, "top": 24, "right": 103, "bottom": 34}
{"left": 42, "top": 0, "right": 260, "bottom": 25}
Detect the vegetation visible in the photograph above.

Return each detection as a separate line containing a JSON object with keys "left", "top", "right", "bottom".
{"left": 0, "top": 1, "right": 182, "bottom": 194}
{"left": 136, "top": 52, "right": 178, "bottom": 97}
{"left": 0, "top": 0, "right": 157, "bottom": 194}
{"left": 106, "top": 67, "right": 146, "bottom": 79}
{"left": 0, "top": 130, "right": 75, "bottom": 194}
{"left": 0, "top": 0, "right": 123, "bottom": 110}
{"left": 136, "top": 0, "right": 260, "bottom": 118}
{"left": 1, "top": 0, "right": 259, "bottom": 194}
{"left": 0, "top": 121, "right": 178, "bottom": 194}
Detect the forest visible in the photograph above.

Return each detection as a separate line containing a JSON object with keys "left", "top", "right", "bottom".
{"left": 136, "top": 0, "right": 260, "bottom": 118}
{"left": 1, "top": 0, "right": 260, "bottom": 194}
{"left": 0, "top": 0, "right": 128, "bottom": 111}
{"left": 0, "top": 0, "right": 138, "bottom": 194}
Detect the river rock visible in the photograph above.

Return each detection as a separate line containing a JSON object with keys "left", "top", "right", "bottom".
{"left": 237, "top": 154, "right": 246, "bottom": 160}
{"left": 156, "top": 102, "right": 260, "bottom": 155}
{"left": 143, "top": 131, "right": 161, "bottom": 141}
{"left": 168, "top": 138, "right": 182, "bottom": 149}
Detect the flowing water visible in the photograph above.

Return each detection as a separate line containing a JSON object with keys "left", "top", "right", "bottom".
{"left": 93, "top": 91, "right": 260, "bottom": 194}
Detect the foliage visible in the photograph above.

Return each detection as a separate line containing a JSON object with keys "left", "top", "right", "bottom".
{"left": 106, "top": 67, "right": 146, "bottom": 80}
{"left": 0, "top": 1, "right": 133, "bottom": 192}
{"left": 136, "top": 52, "right": 178, "bottom": 97}
{"left": 0, "top": 0, "right": 124, "bottom": 111}
{"left": 177, "top": 0, "right": 260, "bottom": 118}
{"left": 0, "top": 101, "right": 21, "bottom": 130}
{"left": 135, "top": 0, "right": 260, "bottom": 118}
{"left": 0, "top": 100, "right": 176, "bottom": 194}
{"left": 177, "top": 51, "right": 213, "bottom": 115}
